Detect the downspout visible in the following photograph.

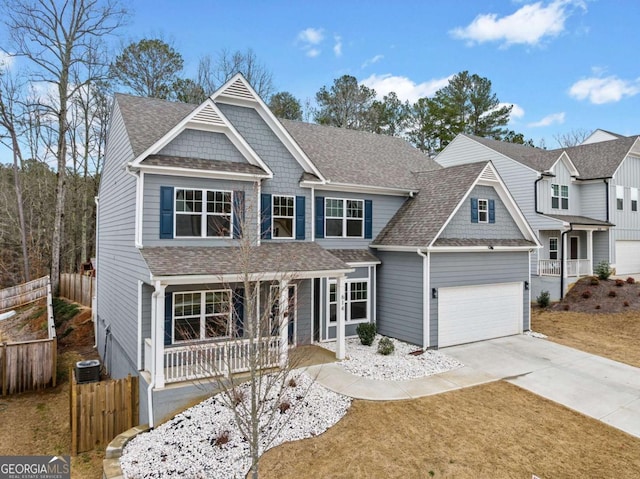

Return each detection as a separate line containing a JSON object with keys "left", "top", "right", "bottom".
{"left": 604, "top": 179, "right": 610, "bottom": 223}
{"left": 94, "top": 196, "right": 99, "bottom": 348}
{"left": 560, "top": 224, "right": 574, "bottom": 300}
{"left": 534, "top": 176, "right": 544, "bottom": 215}
{"left": 417, "top": 249, "right": 430, "bottom": 350}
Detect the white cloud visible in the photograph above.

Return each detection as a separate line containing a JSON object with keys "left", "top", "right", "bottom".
{"left": 450, "top": 0, "right": 586, "bottom": 47}
{"left": 306, "top": 48, "right": 321, "bottom": 58}
{"left": 297, "top": 27, "right": 324, "bottom": 45}
{"left": 0, "top": 52, "right": 14, "bottom": 70}
{"left": 361, "top": 54, "right": 384, "bottom": 69}
{"left": 502, "top": 102, "right": 525, "bottom": 119}
{"left": 528, "top": 112, "right": 565, "bottom": 127}
{"left": 333, "top": 35, "right": 342, "bottom": 57}
{"left": 568, "top": 75, "right": 640, "bottom": 104}
{"left": 361, "top": 73, "right": 453, "bottom": 103}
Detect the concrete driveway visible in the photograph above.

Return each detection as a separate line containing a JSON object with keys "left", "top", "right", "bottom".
{"left": 443, "top": 335, "right": 640, "bottom": 439}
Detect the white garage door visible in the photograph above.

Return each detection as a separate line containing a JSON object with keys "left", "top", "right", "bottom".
{"left": 438, "top": 282, "right": 522, "bottom": 348}
{"left": 615, "top": 241, "right": 640, "bottom": 275}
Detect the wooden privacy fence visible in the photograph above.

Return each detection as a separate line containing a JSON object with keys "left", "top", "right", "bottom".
{"left": 0, "top": 276, "right": 49, "bottom": 312}
{"left": 60, "top": 273, "right": 95, "bottom": 308}
{"left": 70, "top": 371, "right": 139, "bottom": 455}
{"left": 0, "top": 338, "right": 57, "bottom": 395}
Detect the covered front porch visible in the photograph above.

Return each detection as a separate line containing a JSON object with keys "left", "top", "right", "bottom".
{"left": 139, "top": 243, "right": 353, "bottom": 388}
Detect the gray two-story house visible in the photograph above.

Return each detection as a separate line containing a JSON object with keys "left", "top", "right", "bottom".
{"left": 437, "top": 133, "right": 640, "bottom": 299}
{"left": 96, "top": 74, "right": 540, "bottom": 425}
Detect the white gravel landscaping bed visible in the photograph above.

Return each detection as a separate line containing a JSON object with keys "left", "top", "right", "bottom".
{"left": 120, "top": 373, "right": 351, "bottom": 479}
{"left": 525, "top": 330, "right": 548, "bottom": 339}
{"left": 322, "top": 334, "right": 463, "bottom": 381}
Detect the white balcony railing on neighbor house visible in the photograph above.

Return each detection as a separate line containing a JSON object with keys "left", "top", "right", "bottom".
{"left": 162, "top": 336, "right": 281, "bottom": 384}
{"left": 539, "top": 259, "right": 591, "bottom": 277}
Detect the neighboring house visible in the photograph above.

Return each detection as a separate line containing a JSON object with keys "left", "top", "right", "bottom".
{"left": 96, "top": 74, "right": 539, "bottom": 425}
{"left": 436, "top": 133, "right": 640, "bottom": 299}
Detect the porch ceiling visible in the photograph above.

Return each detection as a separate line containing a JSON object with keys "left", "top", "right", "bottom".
{"left": 542, "top": 214, "right": 613, "bottom": 228}
{"left": 140, "top": 242, "right": 352, "bottom": 278}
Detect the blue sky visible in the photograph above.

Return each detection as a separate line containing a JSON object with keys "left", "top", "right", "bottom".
{"left": 2, "top": 0, "right": 639, "bottom": 150}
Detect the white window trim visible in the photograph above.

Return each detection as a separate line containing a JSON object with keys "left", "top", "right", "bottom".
{"left": 551, "top": 184, "right": 569, "bottom": 210}
{"left": 549, "top": 237, "right": 558, "bottom": 260}
{"left": 174, "top": 188, "right": 233, "bottom": 239}
{"left": 324, "top": 197, "right": 364, "bottom": 239}
{"left": 271, "top": 194, "right": 295, "bottom": 239}
{"left": 326, "top": 278, "right": 370, "bottom": 334}
{"left": 570, "top": 236, "right": 580, "bottom": 260}
{"left": 478, "top": 198, "right": 488, "bottom": 223}
{"left": 617, "top": 185, "right": 625, "bottom": 211}
{"left": 172, "top": 289, "right": 232, "bottom": 343}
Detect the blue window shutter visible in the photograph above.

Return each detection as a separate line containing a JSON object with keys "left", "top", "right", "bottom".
{"left": 470, "top": 197, "right": 478, "bottom": 223}
{"left": 233, "top": 288, "right": 244, "bottom": 338}
{"left": 233, "top": 190, "right": 245, "bottom": 239}
{"left": 160, "top": 186, "right": 174, "bottom": 239}
{"left": 164, "top": 293, "right": 172, "bottom": 346}
{"left": 295, "top": 196, "right": 305, "bottom": 240}
{"left": 364, "top": 200, "right": 373, "bottom": 239}
{"left": 488, "top": 199, "right": 495, "bottom": 223}
{"left": 261, "top": 193, "right": 272, "bottom": 239}
{"left": 315, "top": 196, "right": 325, "bottom": 238}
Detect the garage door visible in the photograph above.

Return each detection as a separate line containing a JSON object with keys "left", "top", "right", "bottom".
{"left": 615, "top": 241, "right": 640, "bottom": 275}
{"left": 438, "top": 282, "right": 522, "bottom": 348}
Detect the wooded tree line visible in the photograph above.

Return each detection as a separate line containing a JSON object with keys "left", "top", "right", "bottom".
{"left": 0, "top": 0, "right": 555, "bottom": 290}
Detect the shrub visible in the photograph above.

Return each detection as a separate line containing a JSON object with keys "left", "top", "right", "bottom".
{"left": 589, "top": 277, "right": 600, "bottom": 286}
{"left": 536, "top": 290, "right": 550, "bottom": 308}
{"left": 231, "top": 388, "right": 244, "bottom": 407}
{"left": 356, "top": 322, "right": 376, "bottom": 346}
{"left": 288, "top": 377, "right": 297, "bottom": 388}
{"left": 627, "top": 277, "right": 636, "bottom": 284}
{"left": 377, "top": 337, "right": 395, "bottom": 355}
{"left": 624, "top": 301, "right": 630, "bottom": 307}
{"left": 615, "top": 279, "right": 625, "bottom": 287}
{"left": 563, "top": 304, "right": 570, "bottom": 311}
{"left": 213, "top": 431, "right": 230, "bottom": 447}
{"left": 278, "top": 400, "right": 291, "bottom": 414}
{"left": 582, "top": 290, "right": 592, "bottom": 299}
{"left": 595, "top": 304, "right": 601, "bottom": 310}
{"left": 608, "top": 290, "right": 617, "bottom": 297}
{"left": 595, "top": 260, "right": 612, "bottom": 280}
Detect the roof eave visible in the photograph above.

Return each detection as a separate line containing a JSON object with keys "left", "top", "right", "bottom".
{"left": 151, "top": 268, "right": 355, "bottom": 285}
{"left": 130, "top": 163, "right": 272, "bottom": 181}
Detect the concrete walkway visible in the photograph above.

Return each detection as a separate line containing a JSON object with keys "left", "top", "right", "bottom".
{"left": 307, "top": 335, "right": 640, "bottom": 439}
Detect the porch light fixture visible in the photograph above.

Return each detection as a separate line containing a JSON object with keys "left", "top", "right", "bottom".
{"left": 432, "top": 288, "right": 437, "bottom": 299}
{"left": 524, "top": 281, "right": 529, "bottom": 291}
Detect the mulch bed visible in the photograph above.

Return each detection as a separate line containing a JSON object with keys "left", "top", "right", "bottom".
{"left": 552, "top": 276, "right": 640, "bottom": 313}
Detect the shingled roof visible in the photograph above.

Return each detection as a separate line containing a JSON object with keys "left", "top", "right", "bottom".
{"left": 373, "top": 162, "right": 488, "bottom": 247}
{"left": 462, "top": 134, "right": 561, "bottom": 172}
{"left": 281, "top": 119, "right": 441, "bottom": 190}
{"left": 143, "top": 155, "right": 269, "bottom": 176}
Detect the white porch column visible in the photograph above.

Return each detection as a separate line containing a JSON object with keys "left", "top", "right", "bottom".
{"left": 278, "top": 280, "right": 289, "bottom": 368}
{"left": 562, "top": 233, "right": 568, "bottom": 280}
{"left": 153, "top": 283, "right": 167, "bottom": 389}
{"left": 336, "top": 276, "right": 346, "bottom": 360}
{"left": 587, "top": 229, "right": 593, "bottom": 275}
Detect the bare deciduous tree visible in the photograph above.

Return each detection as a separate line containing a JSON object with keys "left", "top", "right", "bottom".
{"left": 553, "top": 128, "right": 592, "bottom": 148}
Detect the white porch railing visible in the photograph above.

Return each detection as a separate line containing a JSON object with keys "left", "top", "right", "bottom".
{"left": 539, "top": 259, "right": 591, "bottom": 277}
{"left": 162, "top": 336, "right": 281, "bottom": 384}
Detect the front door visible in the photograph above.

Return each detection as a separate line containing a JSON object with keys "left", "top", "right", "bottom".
{"left": 570, "top": 237, "right": 579, "bottom": 260}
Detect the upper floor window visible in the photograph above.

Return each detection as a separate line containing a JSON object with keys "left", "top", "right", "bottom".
{"left": 272, "top": 195, "right": 295, "bottom": 238}
{"left": 631, "top": 188, "right": 638, "bottom": 212}
{"left": 616, "top": 185, "right": 624, "bottom": 211}
{"left": 175, "top": 188, "right": 232, "bottom": 238}
{"left": 551, "top": 184, "right": 569, "bottom": 210}
{"left": 325, "top": 198, "right": 364, "bottom": 238}
{"left": 478, "top": 199, "right": 488, "bottom": 223}
{"left": 173, "top": 290, "right": 232, "bottom": 342}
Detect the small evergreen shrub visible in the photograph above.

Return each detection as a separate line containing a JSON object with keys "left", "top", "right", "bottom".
{"left": 536, "top": 290, "right": 550, "bottom": 308}
{"left": 624, "top": 301, "right": 630, "bottom": 307}
{"left": 595, "top": 304, "right": 601, "bottom": 310}
{"left": 563, "top": 304, "right": 570, "bottom": 311}
{"left": 356, "top": 322, "right": 376, "bottom": 346}
{"left": 608, "top": 290, "right": 617, "bottom": 297}
{"left": 288, "top": 377, "right": 297, "bottom": 388}
{"left": 377, "top": 337, "right": 395, "bottom": 356}
{"left": 595, "top": 261, "right": 612, "bottom": 280}
{"left": 615, "top": 279, "right": 625, "bottom": 287}
{"left": 278, "top": 400, "right": 291, "bottom": 414}
{"left": 582, "top": 290, "right": 592, "bottom": 299}
{"left": 213, "top": 431, "right": 230, "bottom": 447}
{"left": 627, "top": 277, "right": 636, "bottom": 284}
{"left": 589, "top": 277, "right": 600, "bottom": 286}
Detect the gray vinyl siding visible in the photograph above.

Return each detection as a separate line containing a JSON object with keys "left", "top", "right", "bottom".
{"left": 96, "top": 101, "right": 151, "bottom": 379}
{"left": 593, "top": 230, "right": 610, "bottom": 266}
{"left": 531, "top": 276, "right": 561, "bottom": 302}
{"left": 376, "top": 251, "right": 423, "bottom": 346}
{"left": 580, "top": 181, "right": 608, "bottom": 220}
{"left": 157, "top": 129, "right": 248, "bottom": 163}
{"left": 142, "top": 173, "right": 258, "bottom": 246}
{"left": 296, "top": 279, "right": 312, "bottom": 345}
{"left": 538, "top": 159, "right": 581, "bottom": 215}
{"left": 140, "top": 283, "right": 154, "bottom": 368}
{"left": 429, "top": 251, "right": 529, "bottom": 346}
{"left": 611, "top": 156, "right": 640, "bottom": 245}
{"left": 317, "top": 191, "right": 407, "bottom": 249}
{"left": 218, "top": 103, "right": 313, "bottom": 241}
{"left": 441, "top": 185, "right": 524, "bottom": 240}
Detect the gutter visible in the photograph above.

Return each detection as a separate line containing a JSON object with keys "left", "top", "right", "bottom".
{"left": 417, "top": 249, "right": 430, "bottom": 350}
{"left": 560, "top": 224, "right": 574, "bottom": 300}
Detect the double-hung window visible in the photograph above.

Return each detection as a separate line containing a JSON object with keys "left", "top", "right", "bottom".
{"left": 327, "top": 280, "right": 369, "bottom": 324}
{"left": 617, "top": 185, "right": 624, "bottom": 210}
{"left": 551, "top": 184, "right": 569, "bottom": 210}
{"left": 549, "top": 237, "right": 558, "bottom": 260}
{"left": 325, "top": 198, "right": 364, "bottom": 238}
{"left": 478, "top": 199, "right": 488, "bottom": 223}
{"left": 175, "top": 188, "right": 232, "bottom": 237}
{"left": 173, "top": 290, "right": 232, "bottom": 342}
{"left": 272, "top": 195, "right": 295, "bottom": 238}
{"left": 631, "top": 188, "right": 638, "bottom": 212}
